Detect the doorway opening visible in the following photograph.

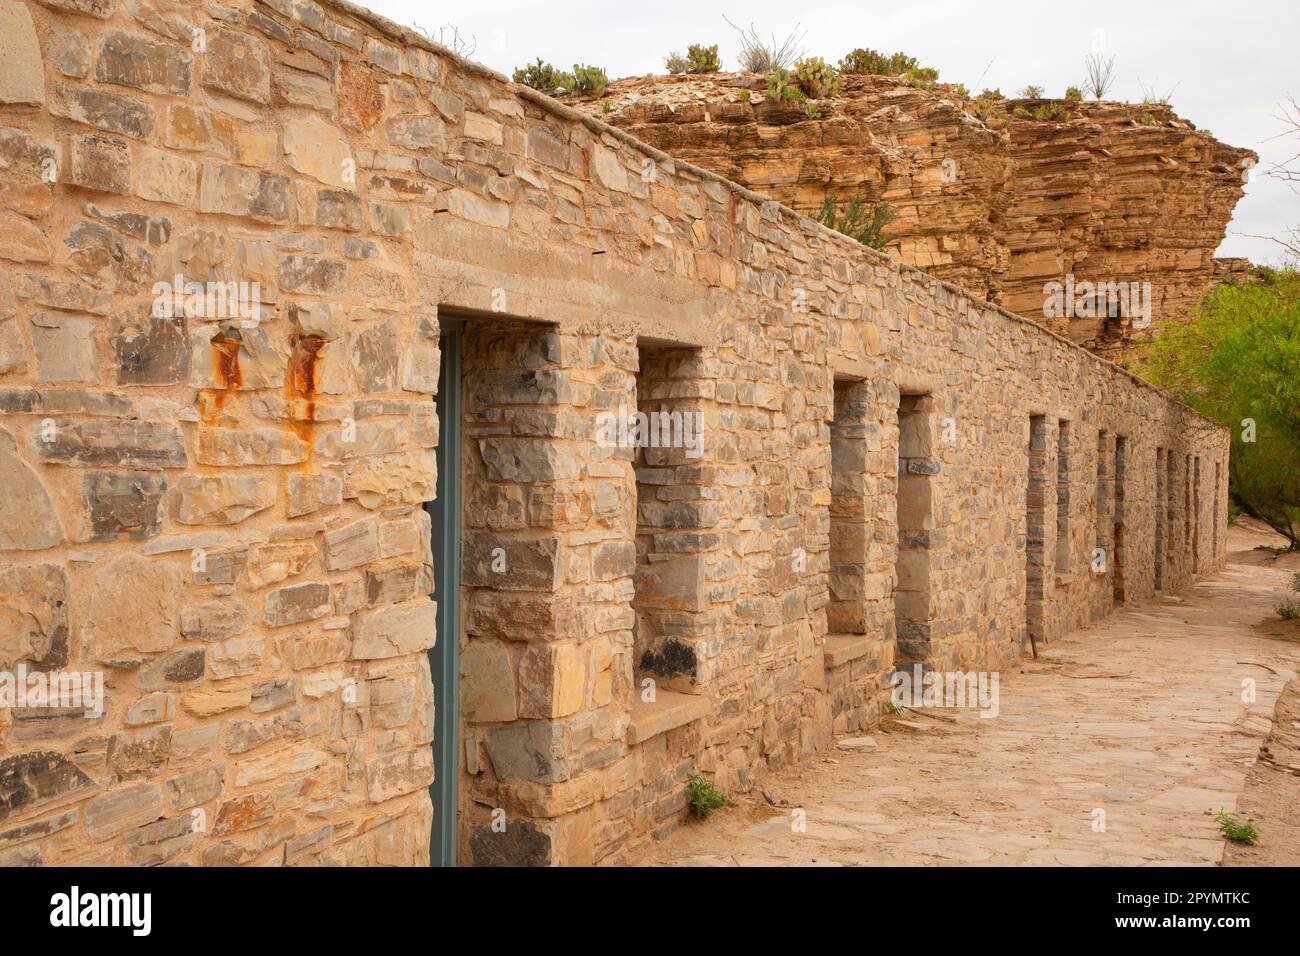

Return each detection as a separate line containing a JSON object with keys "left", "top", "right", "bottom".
{"left": 895, "top": 394, "right": 935, "bottom": 666}
{"left": 631, "top": 344, "right": 710, "bottom": 694}
{"left": 1155, "top": 447, "right": 1166, "bottom": 590}
{"left": 1026, "top": 416, "right": 1049, "bottom": 650}
{"left": 1193, "top": 456, "right": 1202, "bottom": 573}
{"left": 1113, "top": 435, "right": 1127, "bottom": 604}
{"left": 829, "top": 379, "right": 870, "bottom": 637}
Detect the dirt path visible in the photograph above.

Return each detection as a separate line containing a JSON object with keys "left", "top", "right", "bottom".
{"left": 642, "top": 523, "right": 1300, "bottom": 866}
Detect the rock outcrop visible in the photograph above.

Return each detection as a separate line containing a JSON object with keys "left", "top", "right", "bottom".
{"left": 583, "top": 74, "right": 1255, "bottom": 356}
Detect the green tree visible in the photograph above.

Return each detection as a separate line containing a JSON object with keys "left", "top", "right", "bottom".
{"left": 1133, "top": 270, "right": 1300, "bottom": 548}
{"left": 812, "top": 191, "right": 897, "bottom": 251}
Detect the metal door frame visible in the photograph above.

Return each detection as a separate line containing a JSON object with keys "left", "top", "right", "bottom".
{"left": 425, "top": 324, "right": 462, "bottom": 867}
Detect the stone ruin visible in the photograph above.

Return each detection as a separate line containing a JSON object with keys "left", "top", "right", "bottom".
{"left": 0, "top": 0, "right": 1228, "bottom": 866}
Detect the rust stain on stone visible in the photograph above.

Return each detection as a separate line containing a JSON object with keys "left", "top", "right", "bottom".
{"left": 285, "top": 335, "right": 325, "bottom": 468}
{"left": 203, "top": 330, "right": 243, "bottom": 425}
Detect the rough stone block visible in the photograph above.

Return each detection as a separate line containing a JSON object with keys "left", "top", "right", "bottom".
{"left": 136, "top": 147, "right": 197, "bottom": 206}
{"left": 37, "top": 419, "right": 187, "bottom": 468}
{"left": 484, "top": 721, "right": 568, "bottom": 784}
{"left": 461, "top": 639, "right": 517, "bottom": 722}
{"left": 350, "top": 598, "right": 436, "bottom": 659}
{"left": 0, "top": 1, "right": 45, "bottom": 105}
{"left": 287, "top": 473, "right": 343, "bottom": 517}
{"left": 366, "top": 748, "right": 433, "bottom": 802}
{"left": 95, "top": 31, "right": 191, "bottom": 96}
{"left": 82, "top": 471, "right": 165, "bottom": 540}
{"left": 0, "top": 563, "right": 70, "bottom": 669}
{"left": 0, "top": 428, "right": 66, "bottom": 550}
{"left": 324, "top": 518, "right": 378, "bottom": 571}
{"left": 83, "top": 783, "right": 164, "bottom": 841}
{"left": 69, "top": 134, "right": 130, "bottom": 194}
{"left": 86, "top": 553, "right": 179, "bottom": 663}
{"left": 263, "top": 582, "right": 331, "bottom": 627}
{"left": 518, "top": 642, "right": 585, "bottom": 719}
{"left": 284, "top": 113, "right": 354, "bottom": 187}
{"left": 203, "top": 28, "right": 271, "bottom": 103}
{"left": 198, "top": 163, "right": 290, "bottom": 223}
{"left": 48, "top": 83, "right": 153, "bottom": 138}
{"left": 462, "top": 533, "right": 562, "bottom": 591}
{"left": 174, "top": 474, "right": 273, "bottom": 526}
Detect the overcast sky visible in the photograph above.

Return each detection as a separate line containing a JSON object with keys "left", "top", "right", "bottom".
{"left": 364, "top": 0, "right": 1299, "bottom": 265}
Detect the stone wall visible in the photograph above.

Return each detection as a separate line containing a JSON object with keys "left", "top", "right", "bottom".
{"left": 0, "top": 0, "right": 1228, "bottom": 867}
{"left": 587, "top": 74, "right": 1255, "bottom": 356}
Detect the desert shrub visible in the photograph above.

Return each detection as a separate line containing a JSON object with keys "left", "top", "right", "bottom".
{"left": 1278, "top": 601, "right": 1300, "bottom": 620}
{"left": 1019, "top": 84, "right": 1045, "bottom": 98}
{"left": 686, "top": 43, "right": 721, "bottom": 73}
{"left": 1083, "top": 52, "right": 1117, "bottom": 100}
{"left": 764, "top": 68, "right": 805, "bottom": 104}
{"left": 813, "top": 191, "right": 897, "bottom": 251}
{"left": 725, "top": 16, "right": 805, "bottom": 73}
{"left": 1139, "top": 79, "right": 1178, "bottom": 105}
{"left": 512, "top": 58, "right": 573, "bottom": 93}
{"left": 904, "top": 65, "right": 939, "bottom": 90}
{"left": 664, "top": 51, "right": 688, "bottom": 74}
{"left": 414, "top": 23, "right": 476, "bottom": 58}
{"left": 566, "top": 63, "right": 609, "bottom": 97}
{"left": 969, "top": 88, "right": 1009, "bottom": 124}
{"left": 838, "top": 48, "right": 917, "bottom": 76}
{"left": 1065, "top": 85, "right": 1084, "bottom": 100}
{"left": 794, "top": 56, "right": 842, "bottom": 99}
{"left": 737, "top": 89, "right": 751, "bottom": 103}
{"left": 1014, "top": 103, "right": 1071, "bottom": 121}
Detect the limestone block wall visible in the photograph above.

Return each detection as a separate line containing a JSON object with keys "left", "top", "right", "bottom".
{"left": 0, "top": 0, "right": 1227, "bottom": 867}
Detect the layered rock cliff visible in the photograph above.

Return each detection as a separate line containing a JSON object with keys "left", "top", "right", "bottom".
{"left": 579, "top": 73, "right": 1255, "bottom": 356}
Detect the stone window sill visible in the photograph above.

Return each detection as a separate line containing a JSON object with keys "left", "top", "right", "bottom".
{"left": 627, "top": 689, "right": 712, "bottom": 745}
{"left": 824, "top": 633, "right": 874, "bottom": 668}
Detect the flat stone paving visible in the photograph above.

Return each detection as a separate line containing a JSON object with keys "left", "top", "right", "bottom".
{"left": 642, "top": 552, "right": 1300, "bottom": 866}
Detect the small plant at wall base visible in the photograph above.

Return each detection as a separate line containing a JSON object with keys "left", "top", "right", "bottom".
{"left": 813, "top": 191, "right": 898, "bottom": 251}
{"left": 1214, "top": 810, "right": 1259, "bottom": 845}
{"left": 1277, "top": 601, "right": 1300, "bottom": 620}
{"left": 687, "top": 774, "right": 727, "bottom": 818}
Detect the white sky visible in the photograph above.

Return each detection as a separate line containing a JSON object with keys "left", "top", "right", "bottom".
{"left": 363, "top": 0, "right": 1300, "bottom": 265}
